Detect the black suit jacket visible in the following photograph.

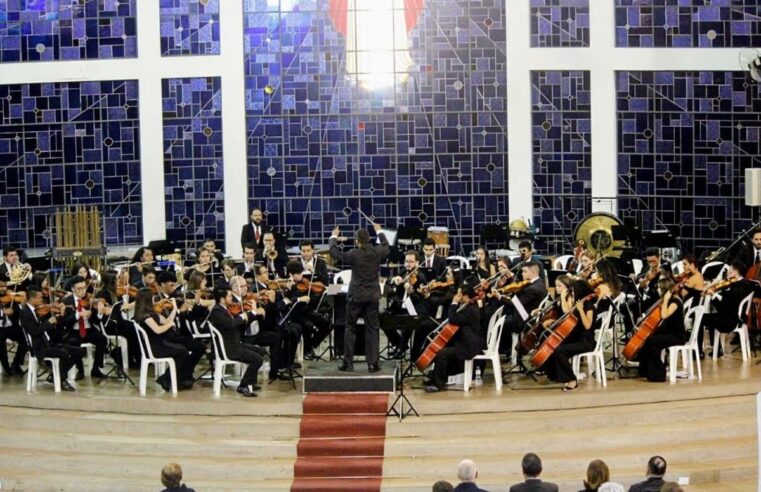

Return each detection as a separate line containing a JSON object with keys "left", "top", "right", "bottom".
{"left": 420, "top": 254, "right": 447, "bottom": 279}
{"left": 449, "top": 302, "right": 481, "bottom": 360}
{"left": 240, "top": 222, "right": 270, "bottom": 250}
{"left": 302, "top": 257, "right": 330, "bottom": 286}
{"left": 19, "top": 304, "right": 51, "bottom": 356}
{"left": 713, "top": 279, "right": 755, "bottom": 325}
{"left": 508, "top": 478, "right": 559, "bottom": 492}
{"left": 208, "top": 304, "right": 248, "bottom": 350}
{"left": 59, "top": 295, "right": 90, "bottom": 336}
{"left": 514, "top": 278, "right": 549, "bottom": 317}
{"left": 255, "top": 251, "right": 287, "bottom": 279}
{"left": 453, "top": 482, "right": 489, "bottom": 492}
{"left": 329, "top": 234, "right": 390, "bottom": 303}
{"left": 628, "top": 477, "right": 665, "bottom": 492}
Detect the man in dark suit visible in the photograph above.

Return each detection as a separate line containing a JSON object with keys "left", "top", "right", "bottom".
{"left": 240, "top": 208, "right": 269, "bottom": 251}
{"left": 732, "top": 228, "right": 761, "bottom": 279}
{"left": 256, "top": 232, "right": 287, "bottom": 279}
{"left": 701, "top": 260, "right": 756, "bottom": 355}
{"left": 420, "top": 238, "right": 447, "bottom": 280}
{"left": 628, "top": 456, "right": 667, "bottom": 492}
{"left": 452, "top": 459, "right": 488, "bottom": 492}
{"left": 59, "top": 275, "right": 108, "bottom": 380}
{"left": 424, "top": 282, "right": 481, "bottom": 393}
{"left": 299, "top": 240, "right": 330, "bottom": 286}
{"left": 508, "top": 453, "right": 558, "bottom": 492}
{"left": 0, "top": 278, "right": 27, "bottom": 376}
{"left": 498, "top": 262, "right": 548, "bottom": 354}
{"left": 329, "top": 223, "right": 389, "bottom": 372}
{"left": 20, "top": 287, "right": 84, "bottom": 392}
{"left": 0, "top": 246, "right": 31, "bottom": 290}
{"left": 235, "top": 243, "right": 258, "bottom": 281}
{"left": 208, "top": 288, "right": 264, "bottom": 397}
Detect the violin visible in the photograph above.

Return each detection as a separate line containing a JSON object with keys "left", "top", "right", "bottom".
{"left": 495, "top": 279, "right": 530, "bottom": 295}
{"left": 36, "top": 302, "right": 66, "bottom": 317}
{"left": 641, "top": 266, "right": 662, "bottom": 284}
{"left": 153, "top": 298, "right": 174, "bottom": 314}
{"left": 418, "top": 278, "right": 454, "bottom": 293}
{"left": 703, "top": 277, "right": 738, "bottom": 295}
{"left": 295, "top": 279, "right": 327, "bottom": 295}
{"left": 116, "top": 284, "right": 139, "bottom": 298}
{"left": 0, "top": 291, "right": 27, "bottom": 306}
{"left": 267, "top": 278, "right": 290, "bottom": 290}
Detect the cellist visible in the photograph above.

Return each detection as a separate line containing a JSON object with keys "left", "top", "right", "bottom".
{"left": 542, "top": 279, "right": 596, "bottom": 392}
{"left": 635, "top": 277, "right": 685, "bottom": 382}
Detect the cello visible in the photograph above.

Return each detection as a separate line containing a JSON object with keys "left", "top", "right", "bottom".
{"left": 531, "top": 293, "right": 596, "bottom": 369}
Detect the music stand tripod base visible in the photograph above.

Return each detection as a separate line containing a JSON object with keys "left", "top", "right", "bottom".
{"left": 388, "top": 361, "right": 419, "bottom": 421}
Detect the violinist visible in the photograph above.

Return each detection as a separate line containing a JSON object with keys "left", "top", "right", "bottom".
{"left": 496, "top": 262, "right": 548, "bottom": 356}
{"left": 134, "top": 288, "right": 193, "bottom": 392}
{"left": 677, "top": 255, "right": 705, "bottom": 307}
{"left": 636, "top": 277, "right": 686, "bottom": 382}
{"left": 68, "top": 262, "right": 99, "bottom": 296}
{"left": 235, "top": 243, "right": 258, "bottom": 281}
{"left": 132, "top": 265, "right": 158, "bottom": 292}
{"left": 128, "top": 246, "right": 154, "bottom": 285}
{"left": 94, "top": 271, "right": 141, "bottom": 369}
{"left": 420, "top": 238, "right": 447, "bottom": 279}
{"left": 420, "top": 267, "right": 459, "bottom": 318}
{"left": 474, "top": 246, "right": 496, "bottom": 280}
{"left": 220, "top": 259, "right": 238, "bottom": 289}
{"left": 208, "top": 287, "right": 264, "bottom": 397}
{"left": 20, "top": 286, "right": 84, "bottom": 391}
{"left": 0, "top": 278, "right": 28, "bottom": 376}
{"left": 191, "top": 248, "right": 221, "bottom": 289}
{"left": 567, "top": 239, "right": 587, "bottom": 274}
{"left": 60, "top": 275, "right": 108, "bottom": 380}
{"left": 542, "top": 279, "right": 596, "bottom": 391}
{"left": 514, "top": 241, "right": 545, "bottom": 282}
{"left": 201, "top": 238, "right": 225, "bottom": 268}
{"left": 256, "top": 232, "right": 287, "bottom": 280}
{"left": 423, "top": 281, "right": 481, "bottom": 393}
{"left": 282, "top": 261, "right": 331, "bottom": 360}
{"left": 593, "top": 259, "right": 622, "bottom": 306}
{"left": 577, "top": 251, "right": 597, "bottom": 281}
{"left": 700, "top": 260, "right": 756, "bottom": 358}
{"left": 633, "top": 248, "right": 664, "bottom": 311}
{"left": 183, "top": 270, "right": 215, "bottom": 328}
{"left": 300, "top": 240, "right": 329, "bottom": 286}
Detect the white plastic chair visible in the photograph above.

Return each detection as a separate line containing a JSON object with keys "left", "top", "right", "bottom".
{"left": 464, "top": 314, "right": 506, "bottom": 392}
{"left": 95, "top": 322, "right": 128, "bottom": 372}
{"left": 21, "top": 328, "right": 62, "bottom": 393}
{"left": 133, "top": 322, "right": 177, "bottom": 396}
{"left": 446, "top": 256, "right": 471, "bottom": 270}
{"left": 667, "top": 305, "right": 704, "bottom": 383}
{"left": 572, "top": 307, "right": 614, "bottom": 387}
{"left": 553, "top": 255, "right": 574, "bottom": 271}
{"left": 80, "top": 342, "right": 95, "bottom": 372}
{"left": 702, "top": 261, "right": 728, "bottom": 282}
{"left": 712, "top": 292, "right": 753, "bottom": 361}
{"left": 671, "top": 260, "right": 684, "bottom": 275}
{"left": 208, "top": 323, "right": 247, "bottom": 397}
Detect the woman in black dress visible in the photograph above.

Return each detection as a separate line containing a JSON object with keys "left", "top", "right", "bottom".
{"left": 636, "top": 277, "right": 686, "bottom": 382}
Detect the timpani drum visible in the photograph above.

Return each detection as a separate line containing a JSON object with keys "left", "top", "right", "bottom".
{"left": 427, "top": 226, "right": 449, "bottom": 246}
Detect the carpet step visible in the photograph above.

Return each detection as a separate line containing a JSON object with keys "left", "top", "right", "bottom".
{"left": 303, "top": 393, "right": 389, "bottom": 415}
{"left": 299, "top": 415, "right": 387, "bottom": 438}
{"left": 298, "top": 437, "right": 385, "bottom": 457}
{"left": 294, "top": 457, "right": 384, "bottom": 478}
{"left": 292, "top": 477, "right": 382, "bottom": 491}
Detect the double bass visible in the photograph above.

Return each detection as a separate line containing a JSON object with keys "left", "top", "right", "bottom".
{"left": 531, "top": 293, "right": 596, "bottom": 369}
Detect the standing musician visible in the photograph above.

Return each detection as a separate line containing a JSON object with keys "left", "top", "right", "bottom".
{"left": 496, "top": 261, "right": 548, "bottom": 356}
{"left": 700, "top": 261, "right": 756, "bottom": 358}
{"left": 60, "top": 275, "right": 108, "bottom": 380}
{"left": 240, "top": 207, "right": 270, "bottom": 251}
{"left": 329, "top": 223, "right": 390, "bottom": 373}
{"left": 420, "top": 238, "right": 447, "bottom": 279}
{"left": 542, "top": 279, "right": 596, "bottom": 391}
{"left": 20, "top": 286, "right": 84, "bottom": 391}
{"left": 94, "top": 271, "right": 141, "bottom": 369}
{"left": 236, "top": 243, "right": 258, "bottom": 281}
{"left": 473, "top": 246, "right": 496, "bottom": 280}
{"left": 281, "top": 261, "right": 331, "bottom": 360}
{"left": 134, "top": 288, "right": 193, "bottom": 392}
{"left": 128, "top": 246, "right": 154, "bottom": 285}
{"left": 0, "top": 278, "right": 28, "bottom": 376}
{"left": 299, "top": 240, "right": 329, "bottom": 286}
{"left": 423, "top": 281, "right": 481, "bottom": 393}
{"left": 636, "top": 277, "right": 686, "bottom": 382}
{"left": 256, "top": 232, "right": 287, "bottom": 280}
{"left": 251, "top": 264, "right": 301, "bottom": 370}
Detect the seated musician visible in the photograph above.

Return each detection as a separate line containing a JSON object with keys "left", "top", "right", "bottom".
{"left": 201, "top": 238, "right": 225, "bottom": 267}
{"left": 496, "top": 261, "right": 548, "bottom": 356}
{"left": 219, "top": 259, "right": 238, "bottom": 290}
{"left": 514, "top": 241, "right": 545, "bottom": 282}
{"left": 473, "top": 246, "right": 496, "bottom": 281}
{"left": 678, "top": 254, "right": 705, "bottom": 307}
{"left": 235, "top": 243, "right": 258, "bottom": 281}
{"left": 256, "top": 232, "right": 287, "bottom": 279}
{"left": 300, "top": 240, "right": 329, "bottom": 286}
{"left": 154, "top": 271, "right": 206, "bottom": 381}
{"left": 420, "top": 267, "right": 459, "bottom": 320}
{"left": 0, "top": 278, "right": 28, "bottom": 376}
{"left": 68, "top": 262, "right": 99, "bottom": 296}
{"left": 577, "top": 251, "right": 597, "bottom": 281}
{"left": 0, "top": 246, "right": 32, "bottom": 290}
{"left": 531, "top": 274, "right": 573, "bottom": 330}
{"left": 228, "top": 275, "right": 288, "bottom": 382}
{"left": 281, "top": 261, "right": 331, "bottom": 359}
{"left": 59, "top": 275, "right": 108, "bottom": 380}
{"left": 423, "top": 281, "right": 481, "bottom": 393}
{"left": 636, "top": 277, "right": 686, "bottom": 382}
{"left": 94, "top": 271, "right": 141, "bottom": 369}
{"left": 20, "top": 286, "right": 84, "bottom": 392}
{"left": 132, "top": 265, "right": 158, "bottom": 291}
{"left": 542, "top": 279, "right": 596, "bottom": 391}
{"left": 633, "top": 247, "right": 664, "bottom": 313}
{"left": 420, "top": 238, "right": 447, "bottom": 280}
{"left": 134, "top": 288, "right": 193, "bottom": 392}
{"left": 128, "top": 246, "right": 154, "bottom": 285}
{"left": 192, "top": 247, "right": 222, "bottom": 289}
{"left": 182, "top": 270, "right": 215, "bottom": 331}
{"left": 593, "top": 258, "right": 622, "bottom": 307}
{"left": 701, "top": 261, "right": 756, "bottom": 358}
{"left": 208, "top": 287, "right": 264, "bottom": 397}
{"left": 733, "top": 228, "right": 761, "bottom": 274}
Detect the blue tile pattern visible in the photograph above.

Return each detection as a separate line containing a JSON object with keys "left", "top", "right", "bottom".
{"left": 532, "top": 70, "right": 592, "bottom": 255}
{"left": 530, "top": 0, "right": 589, "bottom": 47}
{"left": 244, "top": 0, "right": 507, "bottom": 254}
{"left": 617, "top": 71, "right": 761, "bottom": 256}
{"left": 162, "top": 77, "right": 224, "bottom": 250}
{"left": 615, "top": 0, "right": 761, "bottom": 48}
{"left": 0, "top": 0, "right": 137, "bottom": 63}
{"left": 160, "top": 0, "right": 220, "bottom": 56}
{"left": 0, "top": 80, "right": 142, "bottom": 247}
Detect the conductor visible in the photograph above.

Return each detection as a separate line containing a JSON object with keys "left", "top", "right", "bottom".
{"left": 330, "top": 223, "right": 390, "bottom": 372}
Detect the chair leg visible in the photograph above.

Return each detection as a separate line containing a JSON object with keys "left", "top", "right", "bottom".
{"left": 669, "top": 348, "right": 677, "bottom": 383}
{"left": 492, "top": 356, "right": 502, "bottom": 391}
{"left": 119, "top": 338, "right": 129, "bottom": 371}
{"left": 712, "top": 331, "right": 720, "bottom": 360}
{"left": 26, "top": 358, "right": 36, "bottom": 392}
{"left": 139, "top": 361, "right": 148, "bottom": 396}
{"left": 598, "top": 355, "right": 607, "bottom": 387}
{"left": 694, "top": 348, "right": 702, "bottom": 381}
{"left": 739, "top": 328, "right": 749, "bottom": 361}
{"left": 52, "top": 361, "right": 61, "bottom": 393}
{"left": 213, "top": 361, "right": 223, "bottom": 397}
{"left": 463, "top": 360, "right": 473, "bottom": 392}
{"left": 168, "top": 361, "right": 178, "bottom": 396}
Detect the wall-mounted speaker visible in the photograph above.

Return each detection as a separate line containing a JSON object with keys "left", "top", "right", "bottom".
{"left": 746, "top": 168, "right": 761, "bottom": 206}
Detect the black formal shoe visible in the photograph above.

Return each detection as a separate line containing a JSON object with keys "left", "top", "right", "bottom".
{"left": 156, "top": 376, "right": 172, "bottom": 392}
{"left": 368, "top": 364, "right": 381, "bottom": 373}
{"left": 61, "top": 380, "right": 76, "bottom": 392}
{"left": 74, "top": 370, "right": 85, "bottom": 381}
{"left": 1, "top": 365, "right": 11, "bottom": 375}
{"left": 268, "top": 373, "right": 290, "bottom": 383}
{"left": 337, "top": 362, "right": 354, "bottom": 372}
{"left": 10, "top": 364, "right": 23, "bottom": 376}
{"left": 91, "top": 369, "right": 107, "bottom": 379}
{"left": 303, "top": 350, "right": 317, "bottom": 360}
{"left": 46, "top": 374, "right": 54, "bottom": 383}
{"left": 290, "top": 362, "right": 302, "bottom": 370}
{"left": 236, "top": 386, "right": 258, "bottom": 397}
{"left": 424, "top": 384, "right": 441, "bottom": 393}
{"left": 179, "top": 379, "right": 194, "bottom": 390}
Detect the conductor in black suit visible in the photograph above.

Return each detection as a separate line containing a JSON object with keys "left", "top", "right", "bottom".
{"left": 509, "top": 453, "right": 558, "bottom": 492}
{"left": 330, "top": 223, "right": 389, "bottom": 372}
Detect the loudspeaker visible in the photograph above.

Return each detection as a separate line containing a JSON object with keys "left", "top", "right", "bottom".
{"left": 745, "top": 168, "right": 761, "bottom": 206}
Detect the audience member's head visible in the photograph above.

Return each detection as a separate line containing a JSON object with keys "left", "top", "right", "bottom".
{"left": 647, "top": 455, "right": 667, "bottom": 478}
{"left": 456, "top": 459, "right": 478, "bottom": 483}
{"left": 659, "top": 483, "right": 683, "bottom": 492}
{"left": 584, "top": 459, "right": 610, "bottom": 490}
{"left": 432, "top": 480, "right": 454, "bottom": 492}
{"left": 521, "top": 452, "right": 543, "bottom": 478}
{"left": 161, "top": 462, "right": 183, "bottom": 488}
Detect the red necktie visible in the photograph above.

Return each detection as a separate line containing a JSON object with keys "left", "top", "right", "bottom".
{"left": 77, "top": 298, "right": 86, "bottom": 338}
{"left": 254, "top": 226, "right": 260, "bottom": 242}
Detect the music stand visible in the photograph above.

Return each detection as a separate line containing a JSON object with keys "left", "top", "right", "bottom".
{"left": 147, "top": 240, "right": 176, "bottom": 257}
{"left": 479, "top": 224, "right": 509, "bottom": 250}
{"left": 387, "top": 360, "right": 419, "bottom": 421}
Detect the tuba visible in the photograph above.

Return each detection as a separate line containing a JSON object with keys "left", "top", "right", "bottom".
{"left": 573, "top": 213, "right": 625, "bottom": 258}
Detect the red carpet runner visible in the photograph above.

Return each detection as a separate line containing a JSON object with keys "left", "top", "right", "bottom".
{"left": 291, "top": 393, "right": 389, "bottom": 492}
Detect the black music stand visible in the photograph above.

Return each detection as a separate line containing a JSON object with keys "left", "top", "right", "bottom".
{"left": 479, "top": 224, "right": 509, "bottom": 251}
{"left": 387, "top": 360, "right": 419, "bottom": 421}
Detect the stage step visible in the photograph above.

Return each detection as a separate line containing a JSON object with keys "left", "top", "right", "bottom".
{"left": 303, "top": 361, "right": 397, "bottom": 393}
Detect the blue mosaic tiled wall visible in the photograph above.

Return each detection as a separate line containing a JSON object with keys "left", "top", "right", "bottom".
{"left": 617, "top": 71, "right": 761, "bottom": 256}
{"left": 162, "top": 76, "right": 224, "bottom": 250}
{"left": 532, "top": 70, "right": 592, "bottom": 255}
{"left": 244, "top": 0, "right": 507, "bottom": 254}
{"left": 0, "top": 0, "right": 137, "bottom": 62}
{"left": 615, "top": 0, "right": 761, "bottom": 47}
{"left": 530, "top": 0, "right": 589, "bottom": 47}
{"left": 160, "top": 0, "right": 220, "bottom": 56}
{"left": 0, "top": 80, "right": 142, "bottom": 247}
